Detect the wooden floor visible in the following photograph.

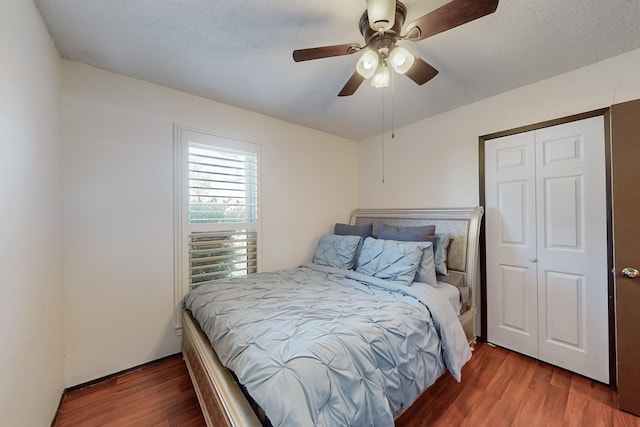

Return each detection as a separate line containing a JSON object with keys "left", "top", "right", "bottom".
{"left": 396, "top": 343, "right": 640, "bottom": 427}
{"left": 54, "top": 343, "right": 640, "bottom": 427}
{"left": 54, "top": 355, "right": 205, "bottom": 426}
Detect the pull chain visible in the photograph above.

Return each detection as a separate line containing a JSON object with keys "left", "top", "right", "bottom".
{"left": 391, "top": 72, "right": 396, "bottom": 139}
{"left": 381, "top": 88, "right": 385, "bottom": 184}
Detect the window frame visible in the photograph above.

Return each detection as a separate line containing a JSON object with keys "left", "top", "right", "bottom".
{"left": 173, "top": 125, "right": 262, "bottom": 333}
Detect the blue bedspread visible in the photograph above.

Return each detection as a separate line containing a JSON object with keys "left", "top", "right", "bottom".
{"left": 184, "top": 263, "right": 471, "bottom": 426}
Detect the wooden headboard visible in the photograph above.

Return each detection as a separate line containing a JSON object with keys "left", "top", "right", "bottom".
{"left": 349, "top": 207, "right": 484, "bottom": 340}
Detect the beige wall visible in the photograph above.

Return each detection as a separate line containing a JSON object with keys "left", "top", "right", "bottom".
{"left": 61, "top": 61, "right": 359, "bottom": 386}
{"left": 358, "top": 47, "right": 640, "bottom": 208}
{"left": 0, "top": 0, "right": 64, "bottom": 425}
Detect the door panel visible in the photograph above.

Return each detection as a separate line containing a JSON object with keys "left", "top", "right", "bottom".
{"left": 498, "top": 181, "right": 528, "bottom": 244}
{"left": 500, "top": 265, "right": 529, "bottom": 332}
{"left": 543, "top": 271, "right": 584, "bottom": 348}
{"left": 535, "top": 116, "right": 609, "bottom": 383}
{"left": 486, "top": 132, "right": 539, "bottom": 358}
{"left": 543, "top": 176, "right": 582, "bottom": 249}
{"left": 611, "top": 99, "right": 640, "bottom": 415}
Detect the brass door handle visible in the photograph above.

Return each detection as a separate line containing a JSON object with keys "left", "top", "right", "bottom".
{"left": 621, "top": 268, "right": 639, "bottom": 279}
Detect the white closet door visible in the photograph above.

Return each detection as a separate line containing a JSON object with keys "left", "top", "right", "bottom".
{"left": 535, "top": 116, "right": 608, "bottom": 383}
{"left": 485, "top": 132, "right": 539, "bottom": 359}
{"left": 485, "top": 116, "right": 609, "bottom": 383}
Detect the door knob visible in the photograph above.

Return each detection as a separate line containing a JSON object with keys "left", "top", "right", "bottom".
{"left": 621, "top": 268, "right": 639, "bottom": 278}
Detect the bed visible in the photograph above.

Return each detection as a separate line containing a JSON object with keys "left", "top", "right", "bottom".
{"left": 182, "top": 207, "right": 484, "bottom": 426}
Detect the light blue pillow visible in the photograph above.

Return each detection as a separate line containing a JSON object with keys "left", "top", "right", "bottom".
{"left": 414, "top": 243, "right": 438, "bottom": 287}
{"left": 433, "top": 233, "right": 451, "bottom": 275}
{"left": 313, "top": 234, "right": 362, "bottom": 270}
{"left": 334, "top": 222, "right": 373, "bottom": 269}
{"left": 356, "top": 237, "right": 428, "bottom": 285}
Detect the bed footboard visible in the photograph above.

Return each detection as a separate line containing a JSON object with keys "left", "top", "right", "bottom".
{"left": 459, "top": 306, "right": 477, "bottom": 348}
{"left": 182, "top": 310, "right": 261, "bottom": 427}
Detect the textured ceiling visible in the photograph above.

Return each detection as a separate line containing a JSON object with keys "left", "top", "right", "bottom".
{"left": 33, "top": 0, "right": 640, "bottom": 140}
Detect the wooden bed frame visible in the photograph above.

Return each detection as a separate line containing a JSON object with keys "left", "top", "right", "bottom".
{"left": 182, "top": 207, "right": 484, "bottom": 427}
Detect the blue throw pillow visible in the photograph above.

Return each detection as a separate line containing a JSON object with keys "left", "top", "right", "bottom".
{"left": 375, "top": 223, "right": 438, "bottom": 285}
{"left": 334, "top": 222, "right": 373, "bottom": 268}
{"left": 356, "top": 237, "right": 428, "bottom": 285}
{"left": 313, "top": 234, "right": 362, "bottom": 270}
{"left": 414, "top": 243, "right": 438, "bottom": 286}
{"left": 375, "top": 222, "right": 435, "bottom": 243}
{"left": 334, "top": 222, "right": 373, "bottom": 238}
{"left": 433, "top": 232, "right": 451, "bottom": 275}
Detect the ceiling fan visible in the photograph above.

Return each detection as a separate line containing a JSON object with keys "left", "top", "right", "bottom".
{"left": 293, "top": 0, "right": 499, "bottom": 96}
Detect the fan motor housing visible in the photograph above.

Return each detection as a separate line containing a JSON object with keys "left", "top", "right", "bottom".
{"left": 359, "top": 1, "right": 407, "bottom": 51}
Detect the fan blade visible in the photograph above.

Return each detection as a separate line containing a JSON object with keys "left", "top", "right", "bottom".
{"left": 338, "top": 71, "right": 365, "bottom": 97}
{"left": 405, "top": 0, "right": 498, "bottom": 42}
{"left": 293, "top": 43, "right": 361, "bottom": 62}
{"left": 404, "top": 57, "right": 439, "bottom": 85}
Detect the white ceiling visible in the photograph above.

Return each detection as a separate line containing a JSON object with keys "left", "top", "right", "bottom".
{"left": 33, "top": 0, "right": 640, "bottom": 140}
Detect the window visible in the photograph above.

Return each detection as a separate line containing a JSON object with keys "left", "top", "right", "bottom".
{"left": 174, "top": 127, "right": 260, "bottom": 306}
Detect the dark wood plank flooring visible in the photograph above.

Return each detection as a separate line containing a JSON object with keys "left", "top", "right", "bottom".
{"left": 54, "top": 355, "right": 205, "bottom": 426}
{"left": 54, "top": 343, "right": 640, "bottom": 426}
{"left": 396, "top": 343, "right": 640, "bottom": 427}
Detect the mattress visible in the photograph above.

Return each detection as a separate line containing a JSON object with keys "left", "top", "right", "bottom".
{"left": 437, "top": 281, "right": 463, "bottom": 315}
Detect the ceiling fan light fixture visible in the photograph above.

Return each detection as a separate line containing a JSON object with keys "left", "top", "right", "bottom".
{"left": 356, "top": 49, "right": 380, "bottom": 79}
{"left": 293, "top": 0, "right": 500, "bottom": 96}
{"left": 371, "top": 62, "right": 390, "bottom": 88}
{"left": 388, "top": 46, "right": 415, "bottom": 74}
{"left": 366, "top": 0, "right": 396, "bottom": 32}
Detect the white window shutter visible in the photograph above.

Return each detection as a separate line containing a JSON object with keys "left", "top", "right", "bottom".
{"left": 175, "top": 127, "right": 261, "bottom": 305}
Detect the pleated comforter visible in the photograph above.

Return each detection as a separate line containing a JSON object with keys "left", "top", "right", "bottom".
{"left": 183, "top": 263, "right": 471, "bottom": 426}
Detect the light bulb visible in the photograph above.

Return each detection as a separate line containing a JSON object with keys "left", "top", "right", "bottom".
{"left": 356, "top": 50, "right": 380, "bottom": 79}
{"left": 388, "top": 46, "right": 415, "bottom": 75}
{"left": 371, "top": 63, "right": 390, "bottom": 88}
